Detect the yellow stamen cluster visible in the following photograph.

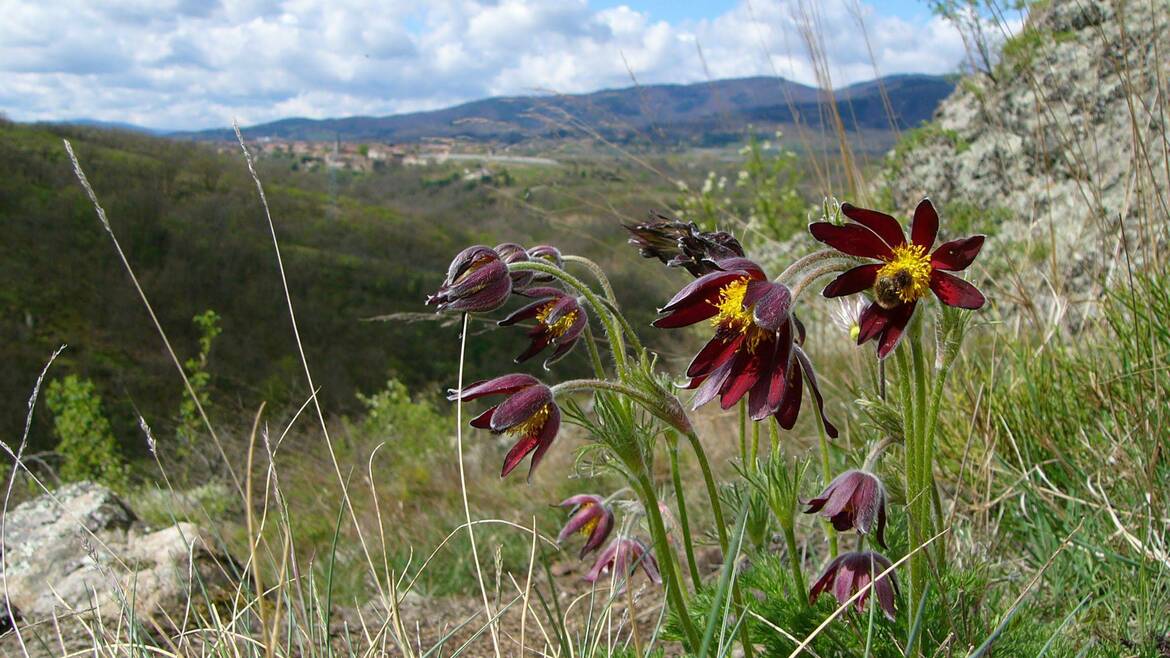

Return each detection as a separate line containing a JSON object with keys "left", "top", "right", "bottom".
{"left": 507, "top": 403, "right": 551, "bottom": 438}
{"left": 712, "top": 277, "right": 767, "bottom": 352}
{"left": 536, "top": 302, "right": 579, "bottom": 338}
{"left": 875, "top": 243, "right": 932, "bottom": 306}
{"left": 579, "top": 506, "right": 601, "bottom": 537}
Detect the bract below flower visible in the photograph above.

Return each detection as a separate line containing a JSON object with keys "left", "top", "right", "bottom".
{"left": 448, "top": 374, "right": 560, "bottom": 480}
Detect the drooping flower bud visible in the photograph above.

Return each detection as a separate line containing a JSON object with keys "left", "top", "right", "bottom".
{"left": 494, "top": 242, "right": 535, "bottom": 291}
{"left": 557, "top": 494, "right": 615, "bottom": 558}
{"left": 809, "top": 551, "right": 899, "bottom": 620}
{"left": 585, "top": 538, "right": 662, "bottom": 590}
{"left": 526, "top": 245, "right": 563, "bottom": 283}
{"left": 448, "top": 374, "right": 560, "bottom": 480}
{"left": 498, "top": 287, "right": 587, "bottom": 367}
{"left": 426, "top": 245, "right": 511, "bottom": 313}
{"left": 804, "top": 469, "right": 887, "bottom": 547}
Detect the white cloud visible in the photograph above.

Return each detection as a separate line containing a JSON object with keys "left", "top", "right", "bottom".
{"left": 0, "top": 0, "right": 982, "bottom": 130}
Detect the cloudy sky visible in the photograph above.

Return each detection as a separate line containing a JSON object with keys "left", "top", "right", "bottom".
{"left": 1, "top": 0, "right": 989, "bottom": 131}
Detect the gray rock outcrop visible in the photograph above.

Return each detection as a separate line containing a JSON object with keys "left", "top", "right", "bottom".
{"left": 0, "top": 482, "right": 235, "bottom": 625}
{"left": 881, "top": 0, "right": 1168, "bottom": 308}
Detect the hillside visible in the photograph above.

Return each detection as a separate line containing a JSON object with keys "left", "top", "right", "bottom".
{"left": 0, "top": 121, "right": 685, "bottom": 454}
{"left": 178, "top": 74, "right": 954, "bottom": 148}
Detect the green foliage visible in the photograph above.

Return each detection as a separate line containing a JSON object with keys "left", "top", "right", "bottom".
{"left": 44, "top": 375, "right": 129, "bottom": 490}
{"left": 357, "top": 378, "right": 447, "bottom": 454}
{"left": 675, "top": 132, "right": 806, "bottom": 241}
{"left": 177, "top": 309, "right": 221, "bottom": 451}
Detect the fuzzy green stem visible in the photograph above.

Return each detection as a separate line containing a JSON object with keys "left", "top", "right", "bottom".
{"left": 562, "top": 254, "right": 618, "bottom": 304}
{"left": 509, "top": 260, "right": 628, "bottom": 372}
{"left": 750, "top": 418, "right": 761, "bottom": 466}
{"left": 636, "top": 474, "right": 700, "bottom": 650}
{"left": 550, "top": 379, "right": 692, "bottom": 436}
{"left": 781, "top": 522, "right": 807, "bottom": 601}
{"left": 775, "top": 249, "right": 858, "bottom": 283}
{"left": 668, "top": 437, "right": 703, "bottom": 591}
{"left": 582, "top": 324, "right": 606, "bottom": 378}
{"left": 598, "top": 296, "right": 647, "bottom": 356}
{"left": 738, "top": 401, "right": 748, "bottom": 467}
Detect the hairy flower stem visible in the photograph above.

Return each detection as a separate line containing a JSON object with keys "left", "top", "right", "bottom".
{"left": 684, "top": 429, "right": 755, "bottom": 658}
{"left": 738, "top": 401, "right": 748, "bottom": 466}
{"left": 551, "top": 379, "right": 692, "bottom": 435}
{"left": 775, "top": 249, "right": 857, "bottom": 283}
{"left": 899, "top": 315, "right": 933, "bottom": 656}
{"left": 582, "top": 324, "right": 606, "bottom": 378}
{"left": 667, "top": 433, "right": 703, "bottom": 590}
{"left": 782, "top": 522, "right": 807, "bottom": 600}
{"left": 635, "top": 473, "right": 700, "bottom": 650}
{"left": 509, "top": 261, "right": 628, "bottom": 372}
{"left": 788, "top": 260, "right": 856, "bottom": 302}
{"left": 562, "top": 254, "right": 618, "bottom": 304}
{"left": 815, "top": 416, "right": 839, "bottom": 558}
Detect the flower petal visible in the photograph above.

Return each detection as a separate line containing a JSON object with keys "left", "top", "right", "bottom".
{"left": 718, "top": 349, "right": 762, "bottom": 410}
{"left": 841, "top": 203, "right": 906, "bottom": 248}
{"left": 931, "top": 235, "right": 985, "bottom": 271}
{"left": 469, "top": 406, "right": 496, "bottom": 429}
{"left": 489, "top": 385, "right": 553, "bottom": 432}
{"left": 775, "top": 360, "right": 804, "bottom": 430}
{"left": 690, "top": 359, "right": 734, "bottom": 410}
{"left": 809, "top": 555, "right": 844, "bottom": 605}
{"left": 795, "top": 346, "right": 839, "bottom": 438}
{"left": 856, "top": 303, "right": 888, "bottom": 345}
{"left": 711, "top": 257, "right": 766, "bottom": 279}
{"left": 910, "top": 198, "right": 939, "bottom": 249}
{"left": 876, "top": 302, "right": 916, "bottom": 359}
{"left": 653, "top": 271, "right": 743, "bottom": 328}
{"left": 809, "top": 222, "right": 894, "bottom": 260}
{"left": 751, "top": 283, "right": 792, "bottom": 332}
{"left": 581, "top": 510, "right": 614, "bottom": 558}
{"left": 450, "top": 374, "right": 540, "bottom": 401}
{"left": 515, "top": 332, "right": 554, "bottom": 364}
{"left": 930, "top": 270, "right": 986, "bottom": 309}
{"left": 501, "top": 433, "right": 539, "bottom": 478}
{"left": 498, "top": 299, "right": 548, "bottom": 326}
{"left": 686, "top": 330, "right": 745, "bottom": 379}
{"left": 823, "top": 264, "right": 881, "bottom": 298}
{"left": 523, "top": 404, "right": 560, "bottom": 482}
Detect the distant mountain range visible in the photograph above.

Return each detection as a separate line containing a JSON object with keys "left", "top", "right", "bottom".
{"left": 172, "top": 74, "right": 953, "bottom": 147}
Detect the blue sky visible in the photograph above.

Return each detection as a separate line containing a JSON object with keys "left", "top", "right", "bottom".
{"left": 0, "top": 1, "right": 1007, "bottom": 131}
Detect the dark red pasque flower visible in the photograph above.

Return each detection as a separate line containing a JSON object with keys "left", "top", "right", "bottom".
{"left": 494, "top": 242, "right": 535, "bottom": 290}
{"left": 498, "top": 287, "right": 587, "bottom": 366}
{"left": 804, "top": 469, "right": 888, "bottom": 548}
{"left": 810, "top": 551, "right": 899, "bottom": 620}
{"left": 426, "top": 245, "right": 512, "bottom": 313}
{"left": 448, "top": 374, "right": 560, "bottom": 479}
{"left": 585, "top": 538, "right": 662, "bottom": 589}
{"left": 526, "top": 245, "right": 563, "bottom": 283}
{"left": 625, "top": 212, "right": 745, "bottom": 276}
{"left": 653, "top": 258, "right": 836, "bottom": 436}
{"left": 557, "top": 494, "right": 615, "bottom": 558}
{"left": 809, "top": 199, "right": 986, "bottom": 358}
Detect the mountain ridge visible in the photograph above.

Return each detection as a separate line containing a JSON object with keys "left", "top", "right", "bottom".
{"left": 174, "top": 73, "right": 954, "bottom": 146}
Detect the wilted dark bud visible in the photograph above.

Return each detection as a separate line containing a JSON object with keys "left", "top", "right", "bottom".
{"left": 426, "top": 245, "right": 511, "bottom": 313}
{"left": 625, "top": 212, "right": 744, "bottom": 277}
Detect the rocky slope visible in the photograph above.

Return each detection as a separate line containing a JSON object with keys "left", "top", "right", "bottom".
{"left": 882, "top": 0, "right": 1168, "bottom": 311}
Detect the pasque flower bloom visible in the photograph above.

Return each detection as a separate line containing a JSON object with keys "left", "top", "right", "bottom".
{"left": 809, "top": 199, "right": 986, "bottom": 357}
{"left": 810, "top": 551, "right": 899, "bottom": 620}
{"left": 625, "top": 212, "right": 745, "bottom": 276}
{"left": 585, "top": 538, "right": 662, "bottom": 588}
{"left": 498, "top": 287, "right": 587, "bottom": 366}
{"left": 557, "top": 494, "right": 615, "bottom": 558}
{"left": 448, "top": 374, "right": 560, "bottom": 479}
{"left": 494, "top": 242, "right": 535, "bottom": 290}
{"left": 804, "top": 469, "right": 888, "bottom": 548}
{"left": 654, "top": 258, "right": 836, "bottom": 435}
{"left": 425, "top": 245, "right": 512, "bottom": 313}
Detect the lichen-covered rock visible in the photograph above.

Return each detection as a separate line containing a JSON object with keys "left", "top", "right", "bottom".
{"left": 879, "top": 0, "right": 1168, "bottom": 310}
{"left": 0, "top": 482, "right": 235, "bottom": 625}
